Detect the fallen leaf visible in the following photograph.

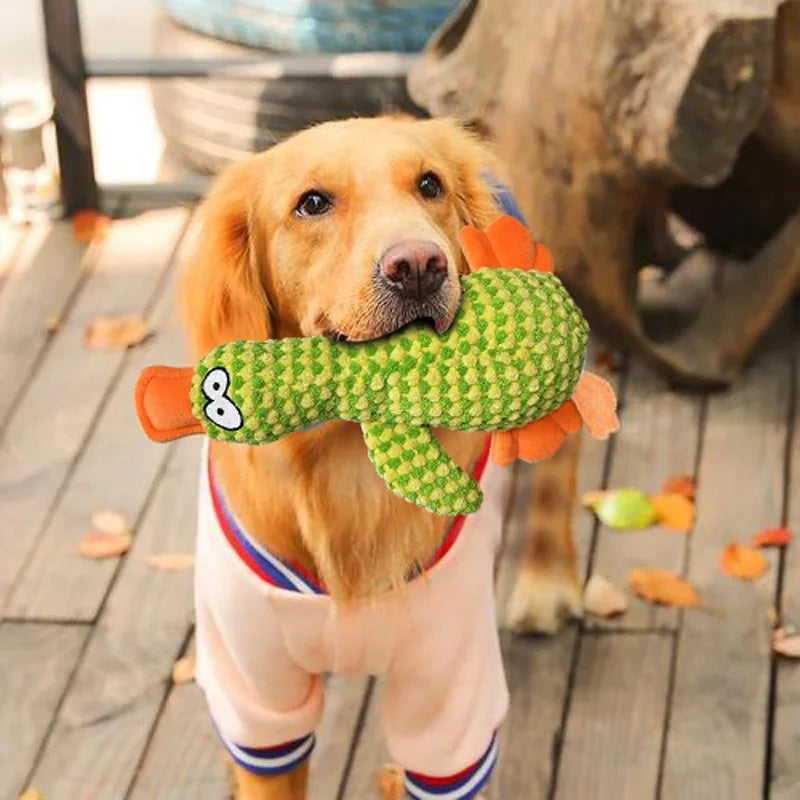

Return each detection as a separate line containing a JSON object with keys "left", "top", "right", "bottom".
{"left": 629, "top": 567, "right": 701, "bottom": 608}
{"left": 375, "top": 764, "right": 404, "bottom": 800}
{"left": 661, "top": 474, "right": 696, "bottom": 500}
{"left": 18, "top": 789, "right": 44, "bottom": 800}
{"left": 593, "top": 488, "right": 659, "bottom": 530}
{"left": 651, "top": 492, "right": 695, "bottom": 532}
{"left": 84, "top": 315, "right": 151, "bottom": 350}
{"left": 774, "top": 625, "right": 797, "bottom": 641}
{"left": 773, "top": 632, "right": 800, "bottom": 658}
{"left": 172, "top": 653, "right": 196, "bottom": 684}
{"left": 720, "top": 542, "right": 769, "bottom": 580}
{"left": 78, "top": 532, "right": 131, "bottom": 559}
{"left": 581, "top": 490, "right": 607, "bottom": 508}
{"left": 90, "top": 509, "right": 129, "bottom": 537}
{"left": 752, "top": 526, "right": 794, "bottom": 548}
{"left": 584, "top": 574, "right": 628, "bottom": 617}
{"left": 72, "top": 209, "right": 110, "bottom": 243}
{"left": 147, "top": 553, "right": 195, "bottom": 572}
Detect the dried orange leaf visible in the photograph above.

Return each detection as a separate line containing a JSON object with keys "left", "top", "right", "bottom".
{"left": 661, "top": 474, "right": 696, "bottom": 500}
{"left": 752, "top": 526, "right": 794, "bottom": 548}
{"left": 172, "top": 653, "right": 196, "bottom": 684}
{"left": 84, "top": 315, "right": 151, "bottom": 350}
{"left": 18, "top": 790, "right": 44, "bottom": 800}
{"left": 72, "top": 209, "right": 110, "bottom": 243}
{"left": 773, "top": 632, "right": 800, "bottom": 658}
{"left": 581, "top": 490, "right": 607, "bottom": 508}
{"left": 584, "top": 574, "right": 628, "bottom": 617}
{"left": 147, "top": 553, "right": 195, "bottom": 572}
{"left": 376, "top": 764, "right": 404, "bottom": 800}
{"left": 90, "top": 509, "right": 129, "bottom": 537}
{"left": 78, "top": 532, "right": 131, "bottom": 559}
{"left": 651, "top": 492, "right": 695, "bottom": 532}
{"left": 629, "top": 567, "right": 700, "bottom": 608}
{"left": 720, "top": 542, "right": 769, "bottom": 580}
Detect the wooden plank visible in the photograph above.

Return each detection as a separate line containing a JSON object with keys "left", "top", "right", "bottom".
{"left": 0, "top": 208, "right": 188, "bottom": 610}
{"left": 309, "top": 676, "right": 372, "bottom": 800}
{"left": 0, "top": 220, "right": 91, "bottom": 425}
{"left": 553, "top": 633, "right": 672, "bottom": 800}
{"left": 660, "top": 338, "right": 791, "bottom": 799}
{"left": 6, "top": 218, "right": 197, "bottom": 621}
{"left": 337, "top": 683, "right": 389, "bottom": 799}
{"left": 128, "top": 636, "right": 229, "bottom": 800}
{"left": 770, "top": 322, "right": 800, "bottom": 800}
{"left": 0, "top": 622, "right": 89, "bottom": 800}
{"left": 486, "top": 423, "right": 612, "bottom": 799}
{"left": 587, "top": 360, "right": 704, "bottom": 631}
{"left": 26, "top": 437, "right": 201, "bottom": 800}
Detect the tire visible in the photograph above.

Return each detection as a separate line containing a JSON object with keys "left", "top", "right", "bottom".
{"left": 155, "top": 0, "right": 459, "bottom": 53}
{"left": 151, "top": 19, "right": 426, "bottom": 174}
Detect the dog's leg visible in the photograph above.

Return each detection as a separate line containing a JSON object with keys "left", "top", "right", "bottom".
{"left": 233, "top": 762, "right": 308, "bottom": 800}
{"left": 504, "top": 433, "right": 583, "bottom": 634}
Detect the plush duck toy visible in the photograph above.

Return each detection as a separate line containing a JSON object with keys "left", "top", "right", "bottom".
{"left": 135, "top": 216, "right": 618, "bottom": 515}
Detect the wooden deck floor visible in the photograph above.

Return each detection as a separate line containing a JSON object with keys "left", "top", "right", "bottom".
{"left": 0, "top": 204, "right": 798, "bottom": 800}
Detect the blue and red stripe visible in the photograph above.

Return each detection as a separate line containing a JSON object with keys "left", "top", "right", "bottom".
{"left": 218, "top": 730, "right": 316, "bottom": 775}
{"left": 405, "top": 732, "right": 499, "bottom": 799}
{"left": 208, "top": 435, "right": 491, "bottom": 595}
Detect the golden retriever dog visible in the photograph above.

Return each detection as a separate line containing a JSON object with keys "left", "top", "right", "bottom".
{"left": 180, "top": 116, "right": 582, "bottom": 800}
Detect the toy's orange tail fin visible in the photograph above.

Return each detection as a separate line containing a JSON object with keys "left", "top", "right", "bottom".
{"left": 135, "top": 366, "right": 202, "bottom": 442}
{"left": 490, "top": 372, "right": 619, "bottom": 466}
{"left": 485, "top": 215, "right": 554, "bottom": 273}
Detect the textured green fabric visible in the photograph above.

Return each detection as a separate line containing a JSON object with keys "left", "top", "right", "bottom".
{"left": 192, "top": 268, "right": 588, "bottom": 514}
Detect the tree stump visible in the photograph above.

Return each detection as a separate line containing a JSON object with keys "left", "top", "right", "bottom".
{"left": 410, "top": 0, "right": 800, "bottom": 387}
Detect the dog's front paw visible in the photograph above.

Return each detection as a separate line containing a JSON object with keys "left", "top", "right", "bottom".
{"left": 503, "top": 567, "right": 582, "bottom": 634}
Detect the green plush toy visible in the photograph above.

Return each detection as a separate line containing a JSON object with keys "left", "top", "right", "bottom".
{"left": 135, "top": 216, "right": 619, "bottom": 515}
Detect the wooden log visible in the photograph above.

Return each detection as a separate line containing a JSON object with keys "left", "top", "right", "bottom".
{"left": 410, "top": 0, "right": 799, "bottom": 387}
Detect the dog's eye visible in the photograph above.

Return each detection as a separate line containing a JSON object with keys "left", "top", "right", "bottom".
{"left": 418, "top": 172, "right": 444, "bottom": 200}
{"left": 295, "top": 190, "right": 332, "bottom": 218}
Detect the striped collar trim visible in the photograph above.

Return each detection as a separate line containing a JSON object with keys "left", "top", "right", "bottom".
{"left": 208, "top": 459, "right": 326, "bottom": 595}
{"left": 208, "top": 435, "right": 491, "bottom": 596}
{"left": 405, "top": 732, "right": 499, "bottom": 799}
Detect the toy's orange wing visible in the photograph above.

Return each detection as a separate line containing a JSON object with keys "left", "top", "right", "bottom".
{"left": 135, "top": 366, "right": 202, "bottom": 442}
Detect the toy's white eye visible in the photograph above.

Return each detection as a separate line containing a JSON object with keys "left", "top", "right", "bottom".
{"left": 201, "top": 367, "right": 243, "bottom": 431}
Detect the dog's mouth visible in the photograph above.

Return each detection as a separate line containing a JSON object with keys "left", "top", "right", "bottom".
{"left": 323, "top": 293, "right": 460, "bottom": 344}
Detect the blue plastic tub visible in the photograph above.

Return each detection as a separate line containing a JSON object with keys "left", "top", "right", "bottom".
{"left": 156, "top": 0, "right": 459, "bottom": 52}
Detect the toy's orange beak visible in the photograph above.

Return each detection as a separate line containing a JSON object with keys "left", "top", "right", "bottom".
{"left": 135, "top": 366, "right": 203, "bottom": 442}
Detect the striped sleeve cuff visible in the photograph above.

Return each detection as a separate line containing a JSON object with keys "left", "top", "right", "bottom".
{"left": 219, "top": 730, "right": 315, "bottom": 776}
{"left": 404, "top": 732, "right": 499, "bottom": 799}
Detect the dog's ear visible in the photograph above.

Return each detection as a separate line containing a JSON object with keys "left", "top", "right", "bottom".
{"left": 420, "top": 118, "right": 502, "bottom": 229}
{"left": 180, "top": 157, "right": 273, "bottom": 359}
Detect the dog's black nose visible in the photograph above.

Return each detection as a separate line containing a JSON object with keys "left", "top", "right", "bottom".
{"left": 378, "top": 241, "right": 447, "bottom": 299}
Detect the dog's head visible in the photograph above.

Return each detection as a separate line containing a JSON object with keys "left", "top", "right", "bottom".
{"left": 181, "top": 116, "right": 501, "bottom": 357}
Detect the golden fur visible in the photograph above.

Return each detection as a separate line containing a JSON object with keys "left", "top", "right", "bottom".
{"left": 181, "top": 117, "right": 500, "bottom": 600}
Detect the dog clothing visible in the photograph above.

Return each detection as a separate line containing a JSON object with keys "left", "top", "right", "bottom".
{"left": 194, "top": 436, "right": 510, "bottom": 800}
